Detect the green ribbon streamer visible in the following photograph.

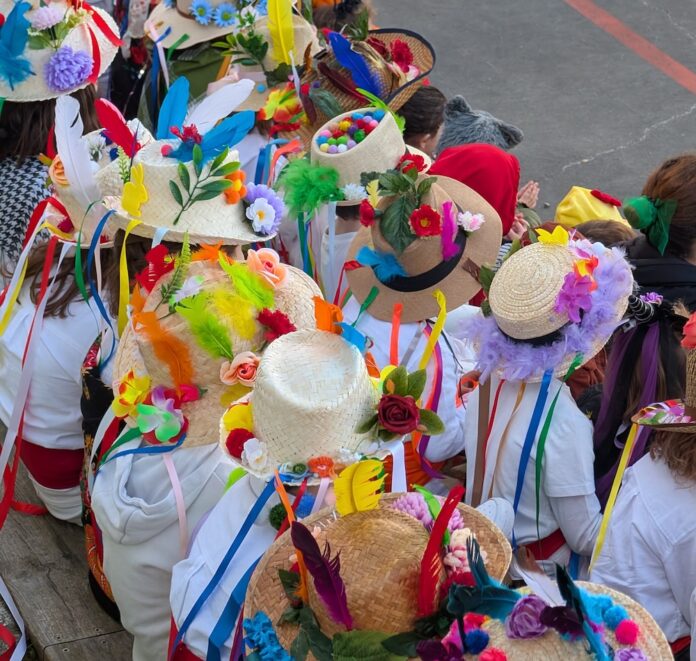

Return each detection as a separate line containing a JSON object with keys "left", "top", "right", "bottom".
{"left": 98, "top": 426, "right": 142, "bottom": 467}
{"left": 74, "top": 231, "right": 90, "bottom": 303}
{"left": 623, "top": 195, "right": 677, "bottom": 255}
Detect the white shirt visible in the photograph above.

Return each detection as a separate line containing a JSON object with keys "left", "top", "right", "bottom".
{"left": 320, "top": 227, "right": 355, "bottom": 305}
{"left": 591, "top": 455, "right": 696, "bottom": 643}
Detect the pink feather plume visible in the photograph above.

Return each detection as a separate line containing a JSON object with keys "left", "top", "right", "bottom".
{"left": 441, "top": 200, "right": 459, "bottom": 260}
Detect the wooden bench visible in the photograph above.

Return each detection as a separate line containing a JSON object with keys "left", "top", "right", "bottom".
{"left": 0, "top": 466, "right": 133, "bottom": 660}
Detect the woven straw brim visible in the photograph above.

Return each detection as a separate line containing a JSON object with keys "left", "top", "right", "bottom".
{"left": 346, "top": 175, "right": 503, "bottom": 323}
{"left": 631, "top": 400, "right": 696, "bottom": 433}
{"left": 146, "top": 1, "right": 235, "bottom": 50}
{"left": 479, "top": 582, "right": 672, "bottom": 660}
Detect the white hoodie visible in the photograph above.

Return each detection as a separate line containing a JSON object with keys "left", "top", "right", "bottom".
{"left": 91, "top": 436, "right": 234, "bottom": 661}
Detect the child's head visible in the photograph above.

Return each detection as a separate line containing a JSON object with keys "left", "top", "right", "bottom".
{"left": 651, "top": 430, "right": 696, "bottom": 483}
{"left": 312, "top": 0, "right": 375, "bottom": 31}
{"left": 574, "top": 220, "right": 637, "bottom": 247}
{"left": 400, "top": 86, "right": 447, "bottom": 159}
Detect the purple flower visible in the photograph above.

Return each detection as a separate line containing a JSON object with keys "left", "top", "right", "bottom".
{"left": 614, "top": 649, "right": 648, "bottom": 661}
{"left": 554, "top": 272, "right": 594, "bottom": 323}
{"left": 31, "top": 5, "right": 64, "bottom": 30}
{"left": 505, "top": 595, "right": 548, "bottom": 639}
{"left": 45, "top": 47, "right": 93, "bottom": 93}
{"left": 639, "top": 292, "right": 663, "bottom": 305}
{"left": 246, "top": 183, "right": 285, "bottom": 218}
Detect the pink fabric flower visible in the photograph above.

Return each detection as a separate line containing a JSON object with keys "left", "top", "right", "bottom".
{"left": 220, "top": 352, "right": 260, "bottom": 387}
{"left": 245, "top": 248, "right": 287, "bottom": 288}
{"left": 554, "top": 273, "right": 594, "bottom": 323}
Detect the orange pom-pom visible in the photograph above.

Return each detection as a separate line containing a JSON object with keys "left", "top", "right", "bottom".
{"left": 615, "top": 619, "right": 639, "bottom": 645}
{"left": 224, "top": 189, "right": 241, "bottom": 205}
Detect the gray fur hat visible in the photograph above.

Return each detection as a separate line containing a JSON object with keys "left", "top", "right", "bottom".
{"left": 437, "top": 95, "right": 524, "bottom": 154}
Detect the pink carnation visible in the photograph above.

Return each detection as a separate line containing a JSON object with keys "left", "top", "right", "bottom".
{"left": 31, "top": 5, "right": 63, "bottom": 30}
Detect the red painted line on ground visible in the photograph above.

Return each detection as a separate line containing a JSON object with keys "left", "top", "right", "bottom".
{"left": 564, "top": 0, "right": 696, "bottom": 96}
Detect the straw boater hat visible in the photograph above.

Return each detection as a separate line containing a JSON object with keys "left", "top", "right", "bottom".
{"left": 0, "top": 0, "right": 119, "bottom": 102}
{"left": 111, "top": 249, "right": 321, "bottom": 449}
{"left": 465, "top": 226, "right": 634, "bottom": 382}
{"left": 346, "top": 166, "right": 503, "bottom": 323}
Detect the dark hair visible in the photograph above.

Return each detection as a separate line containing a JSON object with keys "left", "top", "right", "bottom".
{"left": 0, "top": 85, "right": 101, "bottom": 162}
{"left": 651, "top": 430, "right": 696, "bottom": 483}
{"left": 313, "top": 0, "right": 374, "bottom": 31}
{"left": 400, "top": 86, "right": 447, "bottom": 140}
{"left": 574, "top": 220, "right": 637, "bottom": 247}
{"left": 642, "top": 154, "right": 696, "bottom": 258}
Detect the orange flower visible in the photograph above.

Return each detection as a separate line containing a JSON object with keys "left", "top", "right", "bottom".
{"left": 224, "top": 170, "right": 247, "bottom": 205}
{"left": 308, "top": 455, "right": 335, "bottom": 478}
{"left": 245, "top": 248, "right": 287, "bottom": 288}
{"left": 220, "top": 351, "right": 260, "bottom": 387}
{"left": 49, "top": 156, "right": 69, "bottom": 186}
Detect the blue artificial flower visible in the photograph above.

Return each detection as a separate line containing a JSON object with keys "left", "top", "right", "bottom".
{"left": 243, "top": 612, "right": 292, "bottom": 661}
{"left": 212, "top": 2, "right": 236, "bottom": 27}
{"left": 189, "top": 0, "right": 213, "bottom": 25}
{"left": 254, "top": 0, "right": 268, "bottom": 15}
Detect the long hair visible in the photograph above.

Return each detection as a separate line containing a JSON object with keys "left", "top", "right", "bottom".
{"left": 651, "top": 430, "right": 696, "bottom": 483}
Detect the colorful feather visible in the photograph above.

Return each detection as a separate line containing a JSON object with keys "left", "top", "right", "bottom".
{"left": 197, "top": 111, "right": 256, "bottom": 162}
{"left": 290, "top": 521, "right": 353, "bottom": 630}
{"left": 218, "top": 255, "right": 275, "bottom": 310}
{"left": 417, "top": 485, "right": 464, "bottom": 617}
{"left": 355, "top": 246, "right": 407, "bottom": 283}
{"left": 328, "top": 32, "right": 381, "bottom": 97}
{"left": 276, "top": 158, "right": 343, "bottom": 217}
{"left": 513, "top": 548, "right": 564, "bottom": 606}
{"left": 95, "top": 99, "right": 139, "bottom": 157}
{"left": 267, "top": 0, "right": 295, "bottom": 65}
{"left": 211, "top": 289, "right": 258, "bottom": 340}
{"left": 307, "top": 86, "right": 342, "bottom": 120}
{"left": 334, "top": 460, "right": 385, "bottom": 516}
{"left": 440, "top": 201, "right": 459, "bottom": 261}
{"left": 0, "top": 1, "right": 33, "bottom": 90}
{"left": 355, "top": 88, "right": 405, "bottom": 132}
{"left": 176, "top": 293, "right": 234, "bottom": 359}
{"left": 132, "top": 311, "right": 194, "bottom": 388}
{"left": 318, "top": 62, "right": 364, "bottom": 101}
{"left": 156, "top": 75, "right": 189, "bottom": 139}
{"left": 185, "top": 79, "right": 255, "bottom": 135}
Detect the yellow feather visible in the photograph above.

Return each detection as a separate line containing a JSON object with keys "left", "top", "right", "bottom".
{"left": 211, "top": 288, "right": 258, "bottom": 340}
{"left": 267, "top": 0, "right": 295, "bottom": 66}
{"left": 366, "top": 179, "right": 380, "bottom": 208}
{"left": 334, "top": 459, "right": 385, "bottom": 516}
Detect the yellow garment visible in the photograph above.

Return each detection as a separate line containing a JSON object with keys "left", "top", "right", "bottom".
{"left": 555, "top": 186, "right": 626, "bottom": 227}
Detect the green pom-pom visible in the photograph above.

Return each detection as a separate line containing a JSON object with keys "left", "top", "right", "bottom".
{"left": 276, "top": 159, "right": 344, "bottom": 217}
{"left": 354, "top": 130, "right": 366, "bottom": 143}
{"left": 269, "top": 503, "right": 287, "bottom": 530}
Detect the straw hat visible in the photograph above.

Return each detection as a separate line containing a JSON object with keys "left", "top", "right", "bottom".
{"left": 555, "top": 186, "right": 627, "bottom": 228}
{"left": 113, "top": 252, "right": 321, "bottom": 448}
{"left": 218, "top": 328, "right": 380, "bottom": 482}
{"left": 0, "top": 0, "right": 119, "bottom": 102}
{"left": 346, "top": 174, "right": 503, "bottom": 323}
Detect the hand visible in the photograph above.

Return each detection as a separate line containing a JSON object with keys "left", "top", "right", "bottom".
{"left": 517, "top": 180, "right": 540, "bottom": 209}
{"left": 506, "top": 213, "right": 529, "bottom": 241}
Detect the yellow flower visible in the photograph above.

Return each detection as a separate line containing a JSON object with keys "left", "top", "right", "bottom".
{"left": 122, "top": 163, "right": 148, "bottom": 219}
{"left": 222, "top": 400, "right": 254, "bottom": 433}
{"left": 112, "top": 370, "right": 151, "bottom": 419}
{"left": 535, "top": 225, "right": 569, "bottom": 246}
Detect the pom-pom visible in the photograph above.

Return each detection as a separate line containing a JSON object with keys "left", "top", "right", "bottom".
{"left": 615, "top": 619, "right": 639, "bottom": 646}
{"left": 269, "top": 503, "right": 287, "bottom": 530}
{"left": 464, "top": 628, "right": 489, "bottom": 654}
{"left": 276, "top": 159, "right": 343, "bottom": 217}
{"left": 45, "top": 47, "right": 93, "bottom": 93}
{"left": 479, "top": 648, "right": 507, "bottom": 661}
{"left": 603, "top": 605, "right": 629, "bottom": 630}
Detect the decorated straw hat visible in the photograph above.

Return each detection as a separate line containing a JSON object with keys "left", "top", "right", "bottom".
{"left": 632, "top": 309, "right": 696, "bottom": 432}
{"left": 243, "top": 488, "right": 512, "bottom": 656}
{"left": 110, "top": 246, "right": 321, "bottom": 450}
{"left": 0, "top": 0, "right": 119, "bottom": 102}
{"left": 345, "top": 163, "right": 503, "bottom": 324}
{"left": 555, "top": 186, "right": 627, "bottom": 228}
{"left": 465, "top": 226, "right": 634, "bottom": 382}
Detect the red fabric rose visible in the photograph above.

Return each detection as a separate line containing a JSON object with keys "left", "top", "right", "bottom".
{"left": 377, "top": 394, "right": 420, "bottom": 434}
{"left": 257, "top": 308, "right": 296, "bottom": 343}
{"left": 359, "top": 199, "right": 376, "bottom": 227}
{"left": 135, "top": 244, "right": 174, "bottom": 292}
{"left": 226, "top": 428, "right": 254, "bottom": 459}
{"left": 590, "top": 189, "right": 622, "bottom": 207}
{"left": 390, "top": 39, "right": 414, "bottom": 73}
{"left": 366, "top": 36, "right": 390, "bottom": 59}
{"left": 410, "top": 205, "right": 442, "bottom": 237}
{"left": 398, "top": 153, "right": 427, "bottom": 173}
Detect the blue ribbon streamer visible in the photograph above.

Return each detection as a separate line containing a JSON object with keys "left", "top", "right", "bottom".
{"left": 95, "top": 433, "right": 187, "bottom": 481}
{"left": 511, "top": 369, "right": 552, "bottom": 549}
{"left": 253, "top": 139, "right": 288, "bottom": 186}
{"left": 150, "top": 27, "right": 172, "bottom": 125}
{"left": 171, "top": 479, "right": 276, "bottom": 659}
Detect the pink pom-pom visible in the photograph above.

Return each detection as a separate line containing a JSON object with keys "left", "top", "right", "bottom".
{"left": 160, "top": 144, "right": 173, "bottom": 156}
{"left": 479, "top": 648, "right": 507, "bottom": 661}
{"left": 615, "top": 619, "right": 640, "bottom": 645}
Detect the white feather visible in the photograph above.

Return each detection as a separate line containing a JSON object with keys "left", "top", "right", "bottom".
{"left": 185, "top": 79, "right": 255, "bottom": 135}
{"left": 513, "top": 550, "right": 564, "bottom": 606}
{"left": 54, "top": 96, "right": 100, "bottom": 208}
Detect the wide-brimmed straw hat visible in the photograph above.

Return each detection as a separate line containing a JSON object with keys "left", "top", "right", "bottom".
{"left": 465, "top": 227, "right": 634, "bottom": 382}
{"left": 112, "top": 250, "right": 321, "bottom": 449}
{"left": 0, "top": 0, "right": 119, "bottom": 102}
{"left": 346, "top": 170, "right": 502, "bottom": 323}
{"left": 243, "top": 492, "right": 512, "bottom": 653}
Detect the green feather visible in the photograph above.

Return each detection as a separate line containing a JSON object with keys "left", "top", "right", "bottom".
{"left": 355, "top": 88, "right": 406, "bottom": 133}
{"left": 276, "top": 159, "right": 344, "bottom": 217}
{"left": 177, "top": 293, "right": 234, "bottom": 359}
{"left": 218, "top": 254, "right": 275, "bottom": 310}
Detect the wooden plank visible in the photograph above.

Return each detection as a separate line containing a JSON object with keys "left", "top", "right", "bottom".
{"left": 43, "top": 631, "right": 133, "bottom": 661}
{"left": 0, "top": 466, "right": 126, "bottom": 658}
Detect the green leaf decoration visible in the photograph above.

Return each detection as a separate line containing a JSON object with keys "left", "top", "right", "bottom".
{"left": 308, "top": 87, "right": 344, "bottom": 119}
{"left": 169, "top": 180, "right": 183, "bottom": 206}
{"left": 418, "top": 408, "right": 445, "bottom": 436}
{"left": 200, "top": 179, "right": 233, "bottom": 193}
{"left": 413, "top": 485, "right": 449, "bottom": 545}
{"left": 406, "top": 369, "right": 427, "bottom": 400}
{"left": 193, "top": 190, "right": 223, "bottom": 203}
{"left": 332, "top": 630, "right": 407, "bottom": 661}
{"left": 209, "top": 150, "right": 228, "bottom": 173}
{"left": 480, "top": 299, "right": 492, "bottom": 317}
{"left": 192, "top": 144, "right": 203, "bottom": 175}
{"left": 378, "top": 428, "right": 399, "bottom": 442}
{"left": 291, "top": 630, "right": 310, "bottom": 661}
{"left": 416, "top": 177, "right": 436, "bottom": 201}
{"left": 177, "top": 162, "right": 190, "bottom": 192}
{"left": 266, "top": 62, "right": 292, "bottom": 88}
{"left": 360, "top": 171, "right": 383, "bottom": 188}
{"left": 478, "top": 265, "right": 495, "bottom": 294}
{"left": 212, "top": 161, "right": 240, "bottom": 177}
{"left": 160, "top": 233, "right": 191, "bottom": 307}
{"left": 380, "top": 632, "right": 420, "bottom": 658}
{"left": 355, "top": 88, "right": 406, "bottom": 133}
{"left": 117, "top": 147, "right": 130, "bottom": 184}
{"left": 355, "top": 413, "right": 378, "bottom": 435}
{"left": 378, "top": 172, "right": 411, "bottom": 195}
{"left": 343, "top": 9, "right": 370, "bottom": 41}
{"left": 380, "top": 196, "right": 417, "bottom": 254}
{"left": 278, "top": 568, "right": 301, "bottom": 602}
{"left": 176, "top": 293, "right": 234, "bottom": 359}
{"left": 298, "top": 608, "right": 333, "bottom": 661}
{"left": 383, "top": 365, "right": 407, "bottom": 395}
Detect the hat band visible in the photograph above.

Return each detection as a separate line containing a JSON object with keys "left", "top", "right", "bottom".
{"left": 378, "top": 229, "right": 467, "bottom": 293}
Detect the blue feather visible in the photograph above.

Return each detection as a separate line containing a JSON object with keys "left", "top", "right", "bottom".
{"left": 198, "top": 111, "right": 255, "bottom": 162}
{"left": 336, "top": 322, "right": 368, "bottom": 354}
{"left": 0, "top": 1, "right": 33, "bottom": 90}
{"left": 156, "top": 76, "right": 189, "bottom": 139}
{"left": 328, "top": 31, "right": 381, "bottom": 98}
{"left": 356, "top": 246, "right": 406, "bottom": 283}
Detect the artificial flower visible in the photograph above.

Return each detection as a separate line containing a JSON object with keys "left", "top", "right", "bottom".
{"left": 222, "top": 400, "right": 254, "bottom": 433}
{"left": 505, "top": 595, "right": 548, "bottom": 639}
{"left": 257, "top": 308, "right": 296, "bottom": 343}
{"left": 377, "top": 394, "right": 420, "bottom": 434}
{"left": 225, "top": 428, "right": 254, "bottom": 459}
{"left": 390, "top": 492, "right": 464, "bottom": 531}
{"left": 640, "top": 291, "right": 663, "bottom": 305}
{"left": 554, "top": 272, "right": 594, "bottom": 324}
{"left": 48, "top": 156, "right": 69, "bottom": 187}
{"left": 390, "top": 38, "right": 414, "bottom": 73}
{"left": 239, "top": 3, "right": 260, "bottom": 21}
{"left": 30, "top": 5, "right": 63, "bottom": 30}
{"left": 457, "top": 211, "right": 486, "bottom": 233}
{"left": 171, "top": 275, "right": 204, "bottom": 304}
{"left": 243, "top": 612, "right": 292, "bottom": 661}
{"left": 342, "top": 183, "right": 367, "bottom": 202}
{"left": 45, "top": 46, "right": 93, "bottom": 93}
{"left": 614, "top": 650, "right": 647, "bottom": 661}
{"left": 359, "top": 199, "right": 376, "bottom": 227}
{"left": 135, "top": 386, "right": 186, "bottom": 443}
{"left": 536, "top": 225, "right": 569, "bottom": 246}
{"left": 441, "top": 620, "right": 464, "bottom": 654}
{"left": 112, "top": 371, "right": 151, "bottom": 419}
{"left": 246, "top": 248, "right": 287, "bottom": 288}
{"left": 247, "top": 199, "right": 277, "bottom": 235}
{"left": 212, "top": 2, "right": 236, "bottom": 27}
{"left": 410, "top": 204, "right": 441, "bottom": 237}
{"left": 574, "top": 255, "right": 599, "bottom": 281}
{"left": 479, "top": 648, "right": 507, "bottom": 661}
{"left": 366, "top": 36, "right": 390, "bottom": 59}
{"left": 244, "top": 184, "right": 284, "bottom": 234}
{"left": 190, "top": 0, "right": 213, "bottom": 24}
{"left": 86, "top": 133, "right": 107, "bottom": 162}
{"left": 220, "top": 351, "right": 260, "bottom": 387}
{"left": 242, "top": 437, "right": 268, "bottom": 471}
{"left": 682, "top": 313, "right": 696, "bottom": 349}
{"left": 122, "top": 163, "right": 148, "bottom": 219}
{"left": 398, "top": 152, "right": 427, "bottom": 173}
{"left": 308, "top": 455, "right": 334, "bottom": 478}
{"left": 170, "top": 124, "right": 202, "bottom": 144}
{"left": 444, "top": 528, "right": 486, "bottom": 573}
{"left": 135, "top": 244, "right": 175, "bottom": 292}
{"left": 224, "top": 170, "right": 246, "bottom": 204}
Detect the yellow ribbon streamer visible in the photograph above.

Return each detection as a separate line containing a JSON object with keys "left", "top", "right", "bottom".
{"left": 590, "top": 422, "right": 639, "bottom": 571}
{"left": 0, "top": 258, "right": 28, "bottom": 336}
{"left": 117, "top": 219, "right": 142, "bottom": 336}
{"left": 418, "top": 289, "right": 447, "bottom": 370}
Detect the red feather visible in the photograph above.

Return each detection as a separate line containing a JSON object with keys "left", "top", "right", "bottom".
{"left": 417, "top": 485, "right": 465, "bottom": 617}
{"left": 318, "top": 62, "right": 365, "bottom": 101}
{"left": 95, "top": 99, "right": 140, "bottom": 157}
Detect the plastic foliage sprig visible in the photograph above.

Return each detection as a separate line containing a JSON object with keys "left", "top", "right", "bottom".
{"left": 117, "top": 146, "right": 131, "bottom": 184}
{"left": 160, "top": 233, "right": 191, "bottom": 311}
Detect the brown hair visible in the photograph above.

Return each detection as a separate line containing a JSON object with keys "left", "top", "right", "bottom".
{"left": 400, "top": 86, "right": 447, "bottom": 141}
{"left": 0, "top": 85, "right": 101, "bottom": 162}
{"left": 312, "top": 0, "right": 374, "bottom": 31}
{"left": 642, "top": 154, "right": 696, "bottom": 258}
{"left": 651, "top": 430, "right": 696, "bottom": 483}
{"left": 575, "top": 220, "right": 637, "bottom": 247}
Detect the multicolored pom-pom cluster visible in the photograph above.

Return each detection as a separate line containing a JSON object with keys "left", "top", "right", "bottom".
{"left": 315, "top": 110, "right": 386, "bottom": 154}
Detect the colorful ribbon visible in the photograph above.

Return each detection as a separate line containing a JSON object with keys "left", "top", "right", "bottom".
{"left": 118, "top": 219, "right": 142, "bottom": 335}
{"left": 418, "top": 289, "right": 446, "bottom": 370}
{"left": 623, "top": 195, "right": 677, "bottom": 255}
